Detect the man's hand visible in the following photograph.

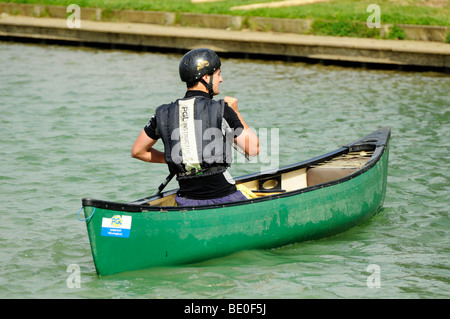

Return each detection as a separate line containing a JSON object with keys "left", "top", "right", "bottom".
{"left": 224, "top": 96, "right": 260, "bottom": 157}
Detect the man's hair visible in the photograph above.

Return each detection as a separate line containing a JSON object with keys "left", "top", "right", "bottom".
{"left": 186, "top": 81, "right": 199, "bottom": 89}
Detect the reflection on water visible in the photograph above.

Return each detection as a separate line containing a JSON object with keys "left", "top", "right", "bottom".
{"left": 0, "top": 42, "right": 449, "bottom": 298}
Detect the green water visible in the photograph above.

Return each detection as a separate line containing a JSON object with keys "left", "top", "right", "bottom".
{"left": 0, "top": 42, "right": 449, "bottom": 299}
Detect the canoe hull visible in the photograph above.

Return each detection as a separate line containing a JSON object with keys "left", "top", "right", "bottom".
{"left": 82, "top": 129, "right": 390, "bottom": 276}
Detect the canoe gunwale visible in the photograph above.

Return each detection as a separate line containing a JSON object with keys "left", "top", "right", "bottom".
{"left": 81, "top": 127, "right": 390, "bottom": 213}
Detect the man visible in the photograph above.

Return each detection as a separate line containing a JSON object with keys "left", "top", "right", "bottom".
{"left": 131, "top": 48, "right": 259, "bottom": 206}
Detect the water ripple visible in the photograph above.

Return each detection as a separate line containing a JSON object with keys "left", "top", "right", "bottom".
{"left": 0, "top": 41, "right": 449, "bottom": 298}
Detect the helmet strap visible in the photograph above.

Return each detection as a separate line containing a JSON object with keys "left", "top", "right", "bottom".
{"left": 200, "top": 75, "right": 214, "bottom": 98}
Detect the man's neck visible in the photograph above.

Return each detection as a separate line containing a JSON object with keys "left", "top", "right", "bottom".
{"left": 184, "top": 90, "right": 211, "bottom": 99}
{"left": 187, "top": 85, "right": 208, "bottom": 94}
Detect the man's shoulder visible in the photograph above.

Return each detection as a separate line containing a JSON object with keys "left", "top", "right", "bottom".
{"left": 155, "top": 100, "right": 178, "bottom": 112}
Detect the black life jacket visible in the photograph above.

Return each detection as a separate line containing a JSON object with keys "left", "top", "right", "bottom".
{"left": 155, "top": 96, "right": 232, "bottom": 180}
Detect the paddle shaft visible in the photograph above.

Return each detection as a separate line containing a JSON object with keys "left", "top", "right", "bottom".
{"left": 153, "top": 172, "right": 175, "bottom": 196}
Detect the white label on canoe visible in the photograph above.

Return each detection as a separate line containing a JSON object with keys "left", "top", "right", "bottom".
{"left": 101, "top": 215, "right": 132, "bottom": 238}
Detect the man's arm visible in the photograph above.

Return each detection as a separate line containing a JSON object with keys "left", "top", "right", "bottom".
{"left": 224, "top": 96, "right": 260, "bottom": 157}
{"left": 131, "top": 129, "right": 166, "bottom": 163}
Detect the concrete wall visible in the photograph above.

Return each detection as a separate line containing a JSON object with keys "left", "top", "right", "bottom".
{"left": 0, "top": 2, "right": 448, "bottom": 42}
{"left": 1, "top": 14, "right": 448, "bottom": 71}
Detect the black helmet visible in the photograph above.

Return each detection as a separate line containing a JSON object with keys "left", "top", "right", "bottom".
{"left": 179, "top": 48, "right": 221, "bottom": 86}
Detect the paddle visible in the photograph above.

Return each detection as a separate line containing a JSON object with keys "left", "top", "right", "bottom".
{"left": 153, "top": 172, "right": 176, "bottom": 196}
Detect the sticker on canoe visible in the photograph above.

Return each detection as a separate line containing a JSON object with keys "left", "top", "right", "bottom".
{"left": 101, "top": 215, "right": 132, "bottom": 238}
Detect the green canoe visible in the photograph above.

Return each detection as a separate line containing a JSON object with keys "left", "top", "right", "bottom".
{"left": 81, "top": 127, "right": 390, "bottom": 276}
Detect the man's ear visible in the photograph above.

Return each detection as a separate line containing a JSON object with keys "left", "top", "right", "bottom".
{"left": 202, "top": 74, "right": 210, "bottom": 83}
